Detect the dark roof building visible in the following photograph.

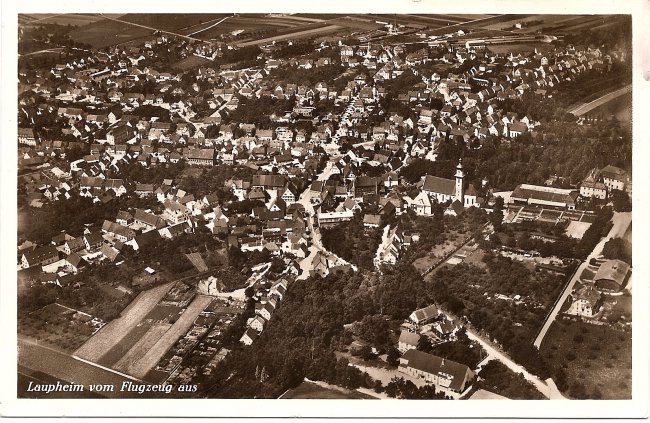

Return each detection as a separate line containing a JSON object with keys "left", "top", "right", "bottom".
{"left": 510, "top": 184, "right": 578, "bottom": 210}
{"left": 594, "top": 259, "right": 631, "bottom": 292}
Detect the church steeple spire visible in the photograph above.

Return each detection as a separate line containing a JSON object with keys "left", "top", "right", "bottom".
{"left": 455, "top": 159, "right": 465, "bottom": 205}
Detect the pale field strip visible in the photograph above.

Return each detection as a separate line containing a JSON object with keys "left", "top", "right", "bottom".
{"left": 74, "top": 282, "right": 174, "bottom": 362}
{"left": 237, "top": 25, "right": 342, "bottom": 47}
{"left": 113, "top": 323, "right": 172, "bottom": 373}
{"left": 126, "top": 294, "right": 214, "bottom": 379}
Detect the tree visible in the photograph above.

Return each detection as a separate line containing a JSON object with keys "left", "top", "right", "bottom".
{"left": 601, "top": 237, "right": 632, "bottom": 264}
{"left": 417, "top": 335, "right": 433, "bottom": 353}
{"left": 610, "top": 189, "right": 631, "bottom": 212}
{"left": 386, "top": 346, "right": 400, "bottom": 367}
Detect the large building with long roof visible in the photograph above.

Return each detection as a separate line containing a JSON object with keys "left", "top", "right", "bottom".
{"left": 509, "top": 184, "right": 579, "bottom": 210}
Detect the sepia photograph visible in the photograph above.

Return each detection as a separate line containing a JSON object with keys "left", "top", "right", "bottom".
{"left": 2, "top": 0, "right": 649, "bottom": 419}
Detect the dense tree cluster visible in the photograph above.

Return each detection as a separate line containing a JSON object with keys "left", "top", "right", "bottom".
{"left": 610, "top": 189, "right": 631, "bottom": 212}
{"left": 601, "top": 237, "right": 631, "bottom": 265}
{"left": 320, "top": 214, "right": 382, "bottom": 270}
{"left": 475, "top": 360, "right": 546, "bottom": 400}
{"left": 575, "top": 206, "right": 613, "bottom": 258}
{"left": 222, "top": 95, "right": 296, "bottom": 127}
{"left": 201, "top": 271, "right": 377, "bottom": 398}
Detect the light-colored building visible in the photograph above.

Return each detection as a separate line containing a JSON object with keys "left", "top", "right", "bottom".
{"left": 398, "top": 349, "right": 474, "bottom": 394}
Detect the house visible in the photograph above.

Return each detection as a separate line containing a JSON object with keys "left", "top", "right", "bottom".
{"left": 311, "top": 251, "right": 330, "bottom": 277}
{"left": 158, "top": 222, "right": 191, "bottom": 239}
{"left": 133, "top": 209, "right": 166, "bottom": 231}
{"left": 65, "top": 252, "right": 87, "bottom": 273}
{"left": 163, "top": 200, "right": 191, "bottom": 224}
{"left": 116, "top": 210, "right": 133, "bottom": 226}
{"left": 404, "top": 191, "right": 432, "bottom": 216}
{"left": 187, "top": 148, "right": 215, "bottom": 166}
{"left": 568, "top": 284, "right": 602, "bottom": 318}
{"left": 594, "top": 259, "right": 631, "bottom": 292}
{"left": 257, "top": 302, "right": 275, "bottom": 321}
{"left": 21, "top": 245, "right": 59, "bottom": 268}
{"left": 18, "top": 127, "right": 38, "bottom": 146}
{"left": 363, "top": 214, "right": 382, "bottom": 229}
{"left": 354, "top": 176, "right": 379, "bottom": 198}
{"left": 397, "top": 330, "right": 421, "bottom": 353}
{"left": 599, "top": 165, "right": 628, "bottom": 191}
{"left": 64, "top": 237, "right": 86, "bottom": 255}
{"left": 409, "top": 304, "right": 441, "bottom": 326}
{"left": 240, "top": 328, "right": 260, "bottom": 345}
{"left": 507, "top": 122, "right": 528, "bottom": 138}
{"left": 135, "top": 183, "right": 155, "bottom": 197}
{"left": 249, "top": 315, "right": 266, "bottom": 332}
{"left": 84, "top": 232, "right": 104, "bottom": 251}
{"left": 398, "top": 350, "right": 474, "bottom": 394}
{"left": 580, "top": 169, "right": 607, "bottom": 199}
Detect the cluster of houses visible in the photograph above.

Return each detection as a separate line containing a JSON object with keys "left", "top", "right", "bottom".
{"left": 579, "top": 165, "right": 631, "bottom": 200}
{"left": 567, "top": 258, "right": 631, "bottom": 320}
{"left": 240, "top": 279, "right": 288, "bottom": 346}
{"left": 395, "top": 304, "right": 473, "bottom": 396}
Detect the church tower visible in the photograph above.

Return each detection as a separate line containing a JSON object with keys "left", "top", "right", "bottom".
{"left": 455, "top": 159, "right": 465, "bottom": 205}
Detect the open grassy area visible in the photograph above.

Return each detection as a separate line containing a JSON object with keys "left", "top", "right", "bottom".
{"left": 68, "top": 19, "right": 152, "bottom": 48}
{"left": 20, "top": 13, "right": 105, "bottom": 27}
{"left": 172, "top": 55, "right": 214, "bottom": 71}
{"left": 412, "top": 230, "right": 466, "bottom": 274}
{"left": 282, "top": 380, "right": 374, "bottom": 399}
{"left": 539, "top": 319, "right": 631, "bottom": 399}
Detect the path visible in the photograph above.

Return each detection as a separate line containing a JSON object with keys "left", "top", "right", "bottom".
{"left": 568, "top": 84, "right": 632, "bottom": 116}
{"left": 464, "top": 330, "right": 560, "bottom": 399}
{"left": 187, "top": 16, "right": 232, "bottom": 37}
{"left": 533, "top": 212, "right": 631, "bottom": 349}
{"left": 295, "top": 158, "right": 355, "bottom": 280}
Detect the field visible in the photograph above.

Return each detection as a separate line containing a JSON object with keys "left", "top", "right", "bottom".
{"left": 18, "top": 339, "right": 150, "bottom": 398}
{"left": 326, "top": 17, "right": 382, "bottom": 31}
{"left": 190, "top": 15, "right": 307, "bottom": 40}
{"left": 411, "top": 230, "right": 467, "bottom": 274}
{"left": 119, "top": 14, "right": 226, "bottom": 31}
{"left": 539, "top": 320, "right": 631, "bottom": 399}
{"left": 281, "top": 380, "right": 374, "bottom": 399}
{"left": 237, "top": 24, "right": 343, "bottom": 47}
{"left": 115, "top": 323, "right": 172, "bottom": 374}
{"left": 18, "top": 306, "right": 93, "bottom": 353}
{"left": 19, "top": 13, "right": 106, "bottom": 27}
{"left": 96, "top": 322, "right": 152, "bottom": 367}
{"left": 74, "top": 282, "right": 174, "bottom": 362}
{"left": 126, "top": 295, "right": 213, "bottom": 379}
{"left": 565, "top": 221, "right": 591, "bottom": 239}
{"left": 67, "top": 18, "right": 153, "bottom": 48}
{"left": 172, "top": 55, "right": 213, "bottom": 71}
{"left": 186, "top": 252, "right": 209, "bottom": 272}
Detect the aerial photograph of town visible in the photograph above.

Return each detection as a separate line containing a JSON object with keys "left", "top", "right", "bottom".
{"left": 15, "top": 11, "right": 634, "bottom": 404}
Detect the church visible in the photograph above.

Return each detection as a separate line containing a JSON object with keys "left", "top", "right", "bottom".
{"left": 420, "top": 159, "right": 478, "bottom": 208}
